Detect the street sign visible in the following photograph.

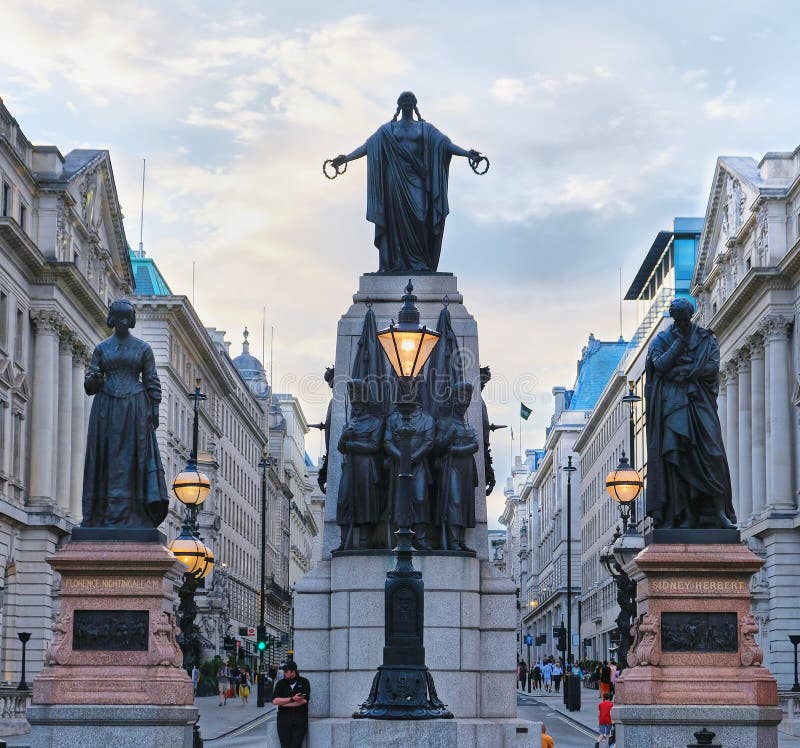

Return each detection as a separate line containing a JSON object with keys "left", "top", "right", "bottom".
{"left": 247, "top": 627, "right": 256, "bottom": 637}
{"left": 524, "top": 634, "right": 533, "bottom": 646}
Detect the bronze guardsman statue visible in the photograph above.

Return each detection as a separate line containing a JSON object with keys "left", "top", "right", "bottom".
{"left": 383, "top": 387, "right": 436, "bottom": 550}
{"left": 434, "top": 382, "right": 479, "bottom": 551}
{"left": 336, "top": 379, "right": 385, "bottom": 550}
{"left": 82, "top": 299, "right": 169, "bottom": 528}
{"left": 326, "top": 91, "right": 488, "bottom": 272}
{"left": 645, "top": 297, "right": 737, "bottom": 530}
{"left": 316, "top": 366, "right": 335, "bottom": 494}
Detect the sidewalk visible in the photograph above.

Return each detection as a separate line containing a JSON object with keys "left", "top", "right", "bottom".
{"left": 517, "top": 685, "right": 800, "bottom": 747}
{"left": 196, "top": 694, "right": 276, "bottom": 741}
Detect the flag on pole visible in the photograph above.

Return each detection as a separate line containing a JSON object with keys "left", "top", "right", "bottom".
{"left": 520, "top": 402, "right": 532, "bottom": 420}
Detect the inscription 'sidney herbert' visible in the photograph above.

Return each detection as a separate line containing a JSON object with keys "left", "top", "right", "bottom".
{"left": 650, "top": 579, "right": 747, "bottom": 594}
{"left": 63, "top": 577, "right": 161, "bottom": 592}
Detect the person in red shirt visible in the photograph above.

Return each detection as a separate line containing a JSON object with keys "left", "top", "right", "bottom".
{"left": 598, "top": 692, "right": 614, "bottom": 739}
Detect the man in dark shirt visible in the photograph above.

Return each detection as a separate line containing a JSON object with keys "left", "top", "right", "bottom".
{"left": 271, "top": 660, "right": 311, "bottom": 748}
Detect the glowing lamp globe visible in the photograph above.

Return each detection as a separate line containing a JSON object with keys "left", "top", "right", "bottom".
{"left": 377, "top": 280, "right": 440, "bottom": 379}
{"left": 172, "top": 466, "right": 211, "bottom": 507}
{"left": 169, "top": 529, "right": 209, "bottom": 578}
{"left": 605, "top": 453, "right": 643, "bottom": 505}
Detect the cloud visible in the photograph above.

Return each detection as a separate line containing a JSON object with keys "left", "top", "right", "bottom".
{"left": 703, "top": 80, "right": 765, "bottom": 120}
{"left": 491, "top": 78, "right": 526, "bottom": 103}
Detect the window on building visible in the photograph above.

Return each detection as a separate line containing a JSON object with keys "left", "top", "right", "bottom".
{"left": 18, "top": 203, "right": 26, "bottom": 231}
{"left": 0, "top": 291, "right": 7, "bottom": 351}
{"left": 14, "top": 308, "right": 23, "bottom": 362}
{"left": 1, "top": 182, "right": 9, "bottom": 217}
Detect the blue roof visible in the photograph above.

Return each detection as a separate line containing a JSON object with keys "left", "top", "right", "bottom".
{"left": 130, "top": 249, "right": 171, "bottom": 295}
{"left": 569, "top": 335, "right": 628, "bottom": 411}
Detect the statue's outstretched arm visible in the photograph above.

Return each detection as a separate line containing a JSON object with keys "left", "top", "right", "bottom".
{"left": 332, "top": 143, "right": 367, "bottom": 169}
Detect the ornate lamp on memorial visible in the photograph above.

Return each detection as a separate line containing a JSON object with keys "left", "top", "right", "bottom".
{"left": 169, "top": 379, "right": 214, "bottom": 672}
{"left": 354, "top": 280, "right": 452, "bottom": 720}
{"left": 603, "top": 451, "right": 644, "bottom": 671}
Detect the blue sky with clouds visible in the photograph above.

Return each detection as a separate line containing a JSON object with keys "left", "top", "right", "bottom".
{"left": 2, "top": 0, "right": 798, "bottom": 524}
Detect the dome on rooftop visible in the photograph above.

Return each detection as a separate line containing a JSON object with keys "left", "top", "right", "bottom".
{"left": 232, "top": 327, "right": 270, "bottom": 397}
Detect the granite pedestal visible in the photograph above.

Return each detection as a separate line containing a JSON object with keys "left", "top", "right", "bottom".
{"left": 27, "top": 540, "right": 196, "bottom": 747}
{"left": 613, "top": 541, "right": 779, "bottom": 747}
{"left": 294, "top": 273, "right": 535, "bottom": 745}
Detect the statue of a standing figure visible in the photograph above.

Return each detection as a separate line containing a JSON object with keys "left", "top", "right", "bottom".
{"left": 317, "top": 366, "right": 335, "bottom": 494}
{"left": 383, "top": 391, "right": 435, "bottom": 550}
{"left": 645, "top": 297, "right": 736, "bottom": 530}
{"left": 82, "top": 299, "right": 168, "bottom": 527}
{"left": 336, "top": 380, "right": 385, "bottom": 550}
{"left": 434, "top": 382, "right": 479, "bottom": 551}
{"left": 327, "top": 91, "right": 488, "bottom": 272}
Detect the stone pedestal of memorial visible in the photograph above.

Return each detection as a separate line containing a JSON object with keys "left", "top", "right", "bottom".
{"left": 27, "top": 535, "right": 196, "bottom": 748}
{"left": 295, "top": 273, "right": 541, "bottom": 747}
{"left": 613, "top": 539, "right": 781, "bottom": 748}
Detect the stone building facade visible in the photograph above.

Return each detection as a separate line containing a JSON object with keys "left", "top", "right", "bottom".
{"left": 502, "top": 337, "right": 627, "bottom": 667}
{"left": 0, "top": 98, "right": 133, "bottom": 683}
{"left": 691, "top": 150, "right": 800, "bottom": 690}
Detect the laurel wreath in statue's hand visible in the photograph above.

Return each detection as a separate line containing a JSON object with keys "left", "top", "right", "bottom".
{"left": 468, "top": 152, "right": 490, "bottom": 175}
{"left": 323, "top": 156, "right": 348, "bottom": 180}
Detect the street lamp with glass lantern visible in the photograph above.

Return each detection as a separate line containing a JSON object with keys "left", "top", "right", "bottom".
{"left": 169, "top": 379, "right": 214, "bottom": 673}
{"left": 621, "top": 381, "right": 642, "bottom": 524}
{"left": 603, "top": 451, "right": 644, "bottom": 672}
{"left": 257, "top": 448, "right": 269, "bottom": 708}
{"left": 563, "top": 456, "right": 577, "bottom": 668}
{"left": 354, "top": 280, "right": 452, "bottom": 720}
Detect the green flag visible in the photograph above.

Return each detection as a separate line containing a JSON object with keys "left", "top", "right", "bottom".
{"left": 520, "top": 402, "right": 532, "bottom": 420}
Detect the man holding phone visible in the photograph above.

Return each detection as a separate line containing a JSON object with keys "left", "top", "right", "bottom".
{"left": 272, "top": 660, "right": 311, "bottom": 748}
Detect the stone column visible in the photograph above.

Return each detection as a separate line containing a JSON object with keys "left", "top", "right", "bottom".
{"left": 749, "top": 333, "right": 767, "bottom": 517}
{"left": 28, "top": 311, "right": 60, "bottom": 504}
{"left": 725, "top": 361, "right": 739, "bottom": 514}
{"left": 763, "top": 316, "right": 794, "bottom": 511}
{"left": 736, "top": 347, "right": 753, "bottom": 523}
{"left": 56, "top": 331, "right": 73, "bottom": 514}
{"left": 718, "top": 371, "right": 727, "bottom": 449}
{"left": 70, "top": 343, "right": 87, "bottom": 521}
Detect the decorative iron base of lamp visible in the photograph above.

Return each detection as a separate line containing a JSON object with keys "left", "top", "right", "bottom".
{"left": 354, "top": 666, "right": 452, "bottom": 720}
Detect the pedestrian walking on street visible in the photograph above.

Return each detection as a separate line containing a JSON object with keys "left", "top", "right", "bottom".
{"left": 552, "top": 661, "right": 563, "bottom": 693}
{"left": 599, "top": 660, "right": 612, "bottom": 699}
{"left": 598, "top": 692, "right": 614, "bottom": 744}
{"left": 216, "top": 663, "right": 232, "bottom": 706}
{"left": 239, "top": 670, "right": 251, "bottom": 705}
{"left": 542, "top": 660, "right": 553, "bottom": 693}
{"left": 191, "top": 665, "right": 200, "bottom": 696}
{"left": 541, "top": 722, "right": 555, "bottom": 748}
{"left": 533, "top": 660, "right": 543, "bottom": 690}
{"left": 272, "top": 660, "right": 311, "bottom": 748}
{"left": 517, "top": 660, "right": 527, "bottom": 690}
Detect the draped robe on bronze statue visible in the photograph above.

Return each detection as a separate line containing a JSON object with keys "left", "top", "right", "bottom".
{"left": 645, "top": 322, "right": 735, "bottom": 527}
{"left": 365, "top": 122, "right": 453, "bottom": 272}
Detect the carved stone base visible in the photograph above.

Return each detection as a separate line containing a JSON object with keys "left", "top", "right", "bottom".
{"left": 32, "top": 540, "right": 193, "bottom": 708}
{"left": 615, "top": 542, "right": 778, "bottom": 711}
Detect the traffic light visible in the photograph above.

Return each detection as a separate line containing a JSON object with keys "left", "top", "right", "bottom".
{"left": 257, "top": 625, "right": 267, "bottom": 652}
{"left": 556, "top": 627, "right": 566, "bottom": 652}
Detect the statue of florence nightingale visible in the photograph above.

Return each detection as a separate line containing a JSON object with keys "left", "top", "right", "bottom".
{"left": 82, "top": 299, "right": 169, "bottom": 528}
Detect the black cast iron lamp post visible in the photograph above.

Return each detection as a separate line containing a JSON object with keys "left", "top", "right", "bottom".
{"left": 790, "top": 635, "right": 800, "bottom": 692}
{"left": 563, "top": 454, "right": 577, "bottom": 711}
{"left": 355, "top": 280, "right": 451, "bottom": 720}
{"left": 169, "top": 379, "right": 214, "bottom": 672}
{"left": 17, "top": 632, "right": 31, "bottom": 691}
